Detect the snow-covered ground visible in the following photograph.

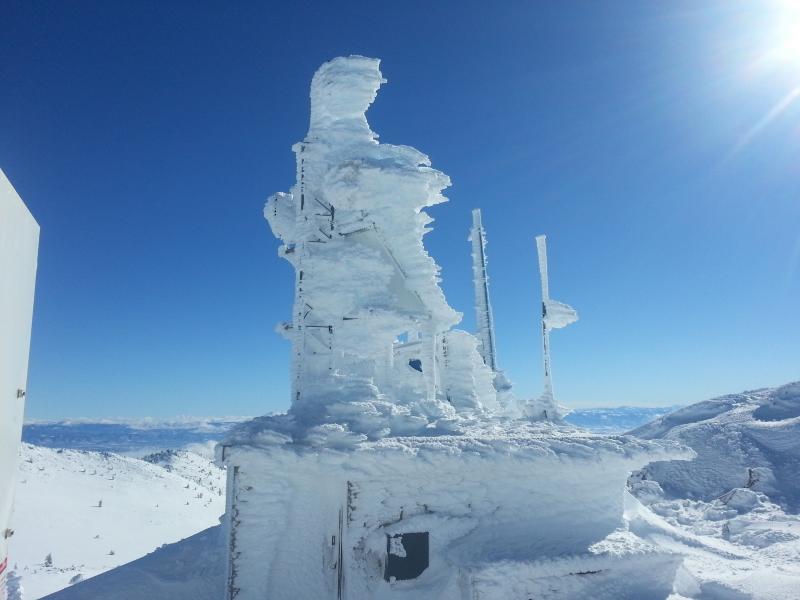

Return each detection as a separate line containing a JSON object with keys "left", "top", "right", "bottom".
{"left": 630, "top": 383, "right": 800, "bottom": 511}
{"left": 627, "top": 382, "right": 800, "bottom": 599}
{"left": 7, "top": 444, "right": 225, "bottom": 599}
{"left": 9, "top": 383, "right": 800, "bottom": 599}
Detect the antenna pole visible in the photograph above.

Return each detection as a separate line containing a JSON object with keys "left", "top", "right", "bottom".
{"left": 470, "top": 209, "right": 497, "bottom": 371}
{"left": 535, "top": 235, "right": 553, "bottom": 401}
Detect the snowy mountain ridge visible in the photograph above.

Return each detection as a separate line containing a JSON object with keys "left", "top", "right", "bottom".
{"left": 24, "top": 417, "right": 250, "bottom": 429}
{"left": 622, "top": 381, "right": 800, "bottom": 598}
{"left": 19, "top": 406, "right": 674, "bottom": 455}
{"left": 21, "top": 419, "right": 251, "bottom": 455}
{"left": 629, "top": 381, "right": 800, "bottom": 511}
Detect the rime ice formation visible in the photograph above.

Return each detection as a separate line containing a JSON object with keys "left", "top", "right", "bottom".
{"left": 263, "top": 55, "right": 503, "bottom": 442}
{"left": 469, "top": 209, "right": 496, "bottom": 372}
{"left": 469, "top": 209, "right": 513, "bottom": 405}
{"left": 525, "top": 234, "right": 578, "bottom": 420}
{"left": 221, "top": 56, "right": 693, "bottom": 600}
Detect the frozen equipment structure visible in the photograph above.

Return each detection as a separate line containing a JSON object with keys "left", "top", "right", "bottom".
{"left": 259, "top": 55, "right": 499, "bottom": 438}
{"left": 221, "top": 56, "right": 689, "bottom": 600}
{"left": 0, "top": 170, "right": 39, "bottom": 600}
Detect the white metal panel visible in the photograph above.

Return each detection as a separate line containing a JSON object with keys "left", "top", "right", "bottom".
{"left": 0, "top": 168, "right": 39, "bottom": 596}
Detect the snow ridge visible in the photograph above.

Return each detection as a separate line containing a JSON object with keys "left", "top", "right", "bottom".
{"left": 630, "top": 381, "right": 800, "bottom": 511}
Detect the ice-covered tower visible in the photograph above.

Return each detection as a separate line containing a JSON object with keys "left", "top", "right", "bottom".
{"left": 264, "top": 56, "right": 464, "bottom": 437}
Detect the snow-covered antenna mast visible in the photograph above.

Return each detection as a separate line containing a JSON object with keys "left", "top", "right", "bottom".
{"left": 536, "top": 235, "right": 553, "bottom": 402}
{"left": 470, "top": 209, "right": 497, "bottom": 371}
{"left": 534, "top": 235, "right": 578, "bottom": 418}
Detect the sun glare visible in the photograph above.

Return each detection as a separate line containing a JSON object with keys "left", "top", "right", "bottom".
{"left": 727, "top": 0, "right": 800, "bottom": 156}
{"left": 766, "top": 0, "right": 800, "bottom": 74}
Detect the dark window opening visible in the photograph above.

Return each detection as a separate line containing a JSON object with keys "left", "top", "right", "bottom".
{"left": 408, "top": 358, "right": 423, "bottom": 373}
{"left": 385, "top": 532, "right": 429, "bottom": 581}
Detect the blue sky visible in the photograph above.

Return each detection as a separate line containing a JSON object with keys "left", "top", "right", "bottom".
{"left": 2, "top": 1, "right": 798, "bottom": 419}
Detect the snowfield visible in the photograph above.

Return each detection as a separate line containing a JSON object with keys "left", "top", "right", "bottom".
{"left": 8, "top": 444, "right": 224, "bottom": 599}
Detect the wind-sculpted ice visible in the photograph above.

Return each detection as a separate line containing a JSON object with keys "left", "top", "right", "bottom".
{"left": 263, "top": 56, "right": 503, "bottom": 442}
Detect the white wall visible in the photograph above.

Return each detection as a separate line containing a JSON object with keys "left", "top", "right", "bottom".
{"left": 0, "top": 169, "right": 39, "bottom": 591}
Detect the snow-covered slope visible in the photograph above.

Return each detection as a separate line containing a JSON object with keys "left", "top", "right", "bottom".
{"left": 629, "top": 382, "right": 800, "bottom": 511}
{"left": 45, "top": 527, "right": 223, "bottom": 600}
{"left": 8, "top": 444, "right": 224, "bottom": 599}
{"left": 624, "top": 382, "right": 800, "bottom": 599}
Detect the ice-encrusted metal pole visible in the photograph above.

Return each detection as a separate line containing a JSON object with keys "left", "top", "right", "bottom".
{"left": 535, "top": 235, "right": 554, "bottom": 405}
{"left": 470, "top": 209, "right": 497, "bottom": 371}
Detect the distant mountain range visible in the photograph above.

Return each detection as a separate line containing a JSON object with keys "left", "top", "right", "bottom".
{"left": 21, "top": 407, "right": 677, "bottom": 455}
{"left": 21, "top": 418, "right": 249, "bottom": 455}
{"left": 563, "top": 406, "right": 682, "bottom": 433}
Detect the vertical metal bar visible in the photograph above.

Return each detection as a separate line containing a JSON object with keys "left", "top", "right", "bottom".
{"left": 471, "top": 209, "right": 497, "bottom": 371}
{"left": 535, "top": 235, "right": 554, "bottom": 403}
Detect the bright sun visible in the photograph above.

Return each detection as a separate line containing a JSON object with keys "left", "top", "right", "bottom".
{"left": 726, "top": 1, "right": 800, "bottom": 156}
{"left": 767, "top": 0, "right": 800, "bottom": 73}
